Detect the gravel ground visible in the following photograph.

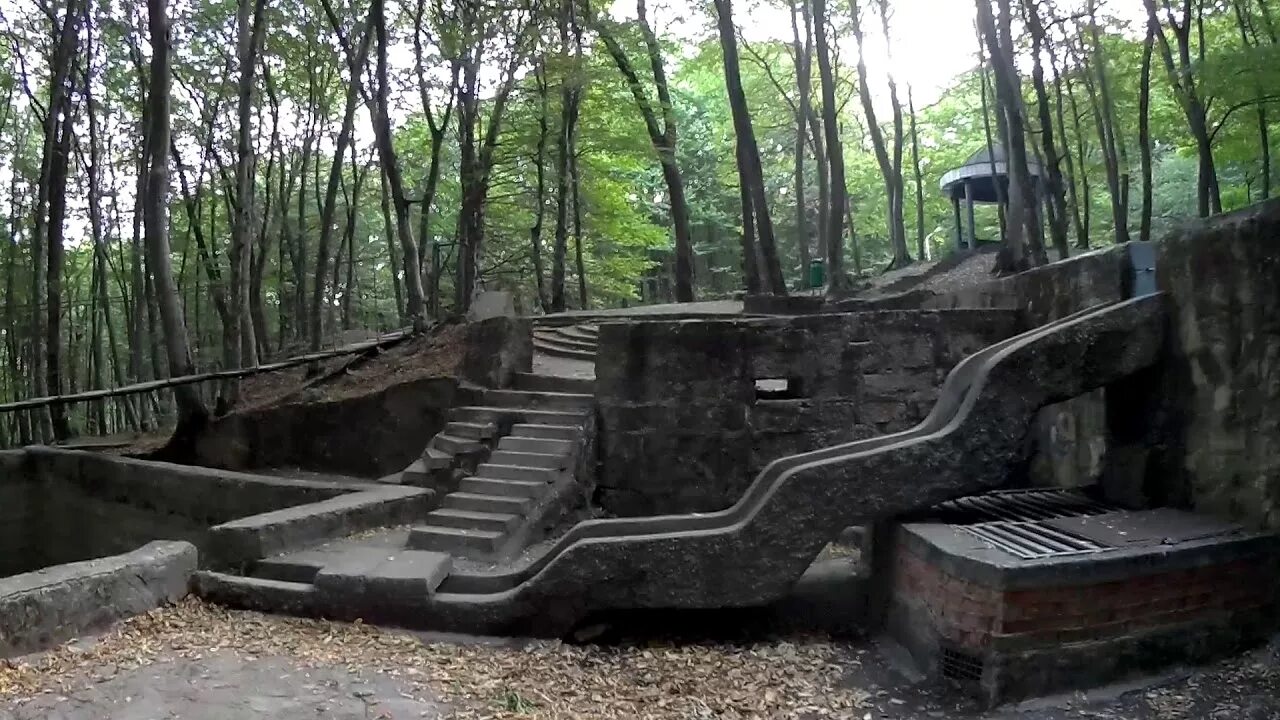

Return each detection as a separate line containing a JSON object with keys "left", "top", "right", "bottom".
{"left": 2, "top": 599, "right": 1278, "bottom": 720}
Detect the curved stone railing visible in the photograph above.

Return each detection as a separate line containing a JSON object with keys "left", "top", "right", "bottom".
{"left": 428, "top": 295, "right": 1164, "bottom": 631}
{"left": 440, "top": 301, "right": 1119, "bottom": 596}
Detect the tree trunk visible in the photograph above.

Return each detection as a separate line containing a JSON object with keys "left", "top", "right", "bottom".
{"left": 368, "top": 0, "right": 426, "bottom": 324}
{"left": 1023, "top": 0, "right": 1071, "bottom": 258}
{"left": 598, "top": 0, "right": 695, "bottom": 301}
{"left": 977, "top": 0, "right": 1046, "bottom": 272}
{"left": 1142, "top": 0, "right": 1221, "bottom": 217}
{"left": 851, "top": 0, "right": 910, "bottom": 269}
{"left": 1233, "top": 0, "right": 1271, "bottom": 199}
{"left": 311, "top": 13, "right": 373, "bottom": 352}
{"left": 713, "top": 0, "right": 786, "bottom": 295}
{"left": 811, "top": 0, "right": 848, "bottom": 291}
{"left": 788, "top": 0, "right": 812, "bottom": 276}
{"left": 146, "top": 0, "right": 208, "bottom": 438}
{"left": 378, "top": 164, "right": 405, "bottom": 323}
{"left": 530, "top": 66, "right": 550, "bottom": 312}
{"left": 737, "top": 143, "right": 762, "bottom": 295}
{"left": 225, "top": 0, "right": 267, "bottom": 404}
{"left": 908, "top": 86, "right": 926, "bottom": 260}
{"left": 1138, "top": 23, "right": 1154, "bottom": 243}
{"left": 31, "top": 0, "right": 81, "bottom": 440}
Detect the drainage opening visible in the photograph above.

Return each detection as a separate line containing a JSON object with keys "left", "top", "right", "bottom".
{"left": 940, "top": 646, "right": 985, "bottom": 684}
{"left": 754, "top": 377, "right": 803, "bottom": 400}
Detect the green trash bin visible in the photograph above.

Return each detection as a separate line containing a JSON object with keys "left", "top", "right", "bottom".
{"left": 808, "top": 259, "right": 826, "bottom": 289}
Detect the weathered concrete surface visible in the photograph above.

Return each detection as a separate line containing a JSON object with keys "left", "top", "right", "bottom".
{"left": 460, "top": 316, "right": 533, "bottom": 388}
{"left": 595, "top": 310, "right": 1022, "bottom": 515}
{"left": 0, "top": 541, "right": 195, "bottom": 658}
{"left": 206, "top": 486, "right": 433, "bottom": 569}
{"left": 1134, "top": 199, "right": 1280, "bottom": 530}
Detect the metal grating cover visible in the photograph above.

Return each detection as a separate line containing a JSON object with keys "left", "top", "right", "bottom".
{"left": 963, "top": 520, "right": 1109, "bottom": 560}
{"left": 939, "top": 489, "right": 1121, "bottom": 560}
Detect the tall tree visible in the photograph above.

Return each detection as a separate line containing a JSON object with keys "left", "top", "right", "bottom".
{"left": 811, "top": 0, "right": 848, "bottom": 290}
{"left": 977, "top": 0, "right": 1047, "bottom": 272}
{"left": 1021, "top": 0, "right": 1070, "bottom": 257}
{"left": 145, "top": 0, "right": 208, "bottom": 438}
{"left": 597, "top": 0, "right": 696, "bottom": 302}
{"left": 369, "top": 0, "right": 427, "bottom": 325}
{"left": 314, "top": 1, "right": 374, "bottom": 352}
{"left": 1143, "top": 0, "right": 1221, "bottom": 217}
{"left": 851, "top": 0, "right": 911, "bottom": 269}
{"left": 712, "top": 0, "right": 786, "bottom": 295}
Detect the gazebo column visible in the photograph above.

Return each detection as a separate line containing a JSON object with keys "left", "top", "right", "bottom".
{"left": 951, "top": 195, "right": 963, "bottom": 251}
{"left": 964, "top": 180, "right": 977, "bottom": 250}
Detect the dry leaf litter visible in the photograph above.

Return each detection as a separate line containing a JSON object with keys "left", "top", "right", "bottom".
{"left": 0, "top": 597, "right": 870, "bottom": 719}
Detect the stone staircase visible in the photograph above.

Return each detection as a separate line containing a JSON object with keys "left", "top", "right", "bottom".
{"left": 532, "top": 323, "right": 598, "bottom": 361}
{"left": 405, "top": 373, "right": 595, "bottom": 560}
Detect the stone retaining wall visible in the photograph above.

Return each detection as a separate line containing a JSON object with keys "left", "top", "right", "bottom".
{"left": 595, "top": 310, "right": 1022, "bottom": 515}
{"left": 1137, "top": 199, "right": 1280, "bottom": 529}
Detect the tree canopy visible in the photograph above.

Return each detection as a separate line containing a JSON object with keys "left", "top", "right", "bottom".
{"left": 0, "top": 0, "right": 1275, "bottom": 443}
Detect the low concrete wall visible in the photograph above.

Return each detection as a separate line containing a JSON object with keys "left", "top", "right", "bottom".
{"left": 595, "top": 310, "right": 1022, "bottom": 515}
{"left": 16, "top": 448, "right": 370, "bottom": 570}
{"left": 0, "top": 540, "right": 196, "bottom": 658}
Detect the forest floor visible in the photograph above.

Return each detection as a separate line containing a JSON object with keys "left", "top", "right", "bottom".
{"left": 1, "top": 598, "right": 1277, "bottom": 720}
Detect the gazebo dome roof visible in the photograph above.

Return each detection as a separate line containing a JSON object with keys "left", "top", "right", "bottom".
{"left": 940, "top": 145, "right": 1044, "bottom": 202}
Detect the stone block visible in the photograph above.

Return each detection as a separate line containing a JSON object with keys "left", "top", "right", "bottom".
{"left": 0, "top": 540, "right": 196, "bottom": 658}
{"left": 466, "top": 291, "right": 515, "bottom": 321}
{"left": 461, "top": 317, "right": 533, "bottom": 388}
{"left": 207, "top": 487, "right": 433, "bottom": 569}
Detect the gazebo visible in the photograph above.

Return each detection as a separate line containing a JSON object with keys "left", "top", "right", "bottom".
{"left": 939, "top": 145, "right": 1044, "bottom": 251}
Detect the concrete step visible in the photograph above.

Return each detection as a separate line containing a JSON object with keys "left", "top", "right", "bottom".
{"left": 480, "top": 389, "right": 594, "bottom": 411}
{"left": 431, "top": 433, "right": 485, "bottom": 456}
{"left": 474, "top": 463, "right": 557, "bottom": 483}
{"left": 556, "top": 325, "right": 598, "bottom": 342}
{"left": 510, "top": 423, "right": 581, "bottom": 441}
{"left": 408, "top": 525, "right": 505, "bottom": 554}
{"left": 460, "top": 476, "right": 549, "bottom": 498}
{"left": 450, "top": 406, "right": 586, "bottom": 427}
{"left": 442, "top": 492, "right": 534, "bottom": 515}
{"left": 498, "top": 436, "right": 574, "bottom": 456}
{"left": 252, "top": 555, "right": 325, "bottom": 584}
{"left": 488, "top": 450, "right": 568, "bottom": 470}
{"left": 534, "top": 331, "right": 597, "bottom": 351}
{"left": 425, "top": 508, "right": 521, "bottom": 533}
{"left": 313, "top": 548, "right": 454, "bottom": 597}
{"left": 533, "top": 336, "right": 596, "bottom": 361}
{"left": 421, "top": 448, "right": 452, "bottom": 469}
{"left": 444, "top": 421, "right": 497, "bottom": 440}
{"left": 401, "top": 459, "right": 430, "bottom": 485}
{"left": 512, "top": 373, "right": 595, "bottom": 394}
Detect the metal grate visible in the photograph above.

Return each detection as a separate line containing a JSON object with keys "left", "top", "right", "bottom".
{"left": 934, "top": 489, "right": 1120, "bottom": 560}
{"left": 963, "top": 520, "right": 1109, "bottom": 560}
{"left": 940, "top": 646, "right": 984, "bottom": 683}
{"left": 936, "top": 488, "right": 1119, "bottom": 523}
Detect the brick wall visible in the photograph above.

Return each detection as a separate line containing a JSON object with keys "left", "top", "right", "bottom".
{"left": 595, "top": 310, "right": 1022, "bottom": 516}
{"left": 894, "top": 545, "right": 1274, "bottom": 653}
